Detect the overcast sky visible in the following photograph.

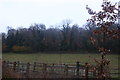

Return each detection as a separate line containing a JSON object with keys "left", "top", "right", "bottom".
{"left": 0, "top": 0, "right": 119, "bottom": 33}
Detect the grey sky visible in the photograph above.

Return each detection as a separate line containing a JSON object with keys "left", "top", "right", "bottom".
{"left": 0, "top": 0, "right": 118, "bottom": 33}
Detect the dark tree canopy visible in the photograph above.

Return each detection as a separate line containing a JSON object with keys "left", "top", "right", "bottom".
{"left": 2, "top": 22, "right": 119, "bottom": 53}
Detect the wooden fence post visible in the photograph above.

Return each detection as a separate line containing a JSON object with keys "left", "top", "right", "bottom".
{"left": 33, "top": 62, "right": 36, "bottom": 72}
{"left": 16, "top": 61, "right": 20, "bottom": 72}
{"left": 2, "top": 61, "right": 6, "bottom": 67}
{"left": 85, "top": 62, "right": 89, "bottom": 79}
{"left": 51, "top": 64, "right": 54, "bottom": 73}
{"left": 43, "top": 63, "right": 47, "bottom": 74}
{"left": 64, "top": 64, "right": 68, "bottom": 76}
{"left": 13, "top": 62, "right": 17, "bottom": 72}
{"left": 25, "top": 62, "right": 30, "bottom": 78}
{"left": 26, "top": 62, "right": 30, "bottom": 73}
{"left": 43, "top": 63, "right": 47, "bottom": 78}
{"left": 76, "top": 61, "right": 79, "bottom": 77}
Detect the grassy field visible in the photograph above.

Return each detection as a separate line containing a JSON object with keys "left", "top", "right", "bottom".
{"left": 3, "top": 52, "right": 118, "bottom": 66}
{"left": 2, "top": 52, "right": 119, "bottom": 78}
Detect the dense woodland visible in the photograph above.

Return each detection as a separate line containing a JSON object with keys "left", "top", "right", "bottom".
{"left": 2, "top": 22, "right": 119, "bottom": 53}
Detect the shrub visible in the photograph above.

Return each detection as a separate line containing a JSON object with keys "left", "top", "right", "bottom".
{"left": 12, "top": 45, "right": 31, "bottom": 52}
{"left": 2, "top": 43, "right": 7, "bottom": 52}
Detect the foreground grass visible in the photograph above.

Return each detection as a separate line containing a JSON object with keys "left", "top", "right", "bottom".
{"left": 2, "top": 52, "right": 119, "bottom": 78}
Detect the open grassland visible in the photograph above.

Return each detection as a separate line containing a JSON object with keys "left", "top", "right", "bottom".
{"left": 2, "top": 52, "right": 119, "bottom": 78}
{"left": 3, "top": 53, "right": 118, "bottom": 67}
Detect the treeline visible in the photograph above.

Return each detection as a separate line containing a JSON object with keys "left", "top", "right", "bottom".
{"left": 2, "top": 22, "right": 120, "bottom": 53}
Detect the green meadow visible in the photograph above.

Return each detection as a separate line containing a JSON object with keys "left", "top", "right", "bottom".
{"left": 2, "top": 52, "right": 119, "bottom": 78}
{"left": 3, "top": 53, "right": 118, "bottom": 67}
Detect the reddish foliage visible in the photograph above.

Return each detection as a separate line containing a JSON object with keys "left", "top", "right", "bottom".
{"left": 86, "top": 0, "right": 118, "bottom": 78}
